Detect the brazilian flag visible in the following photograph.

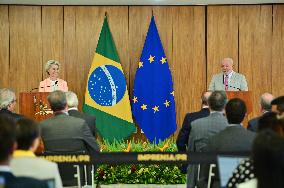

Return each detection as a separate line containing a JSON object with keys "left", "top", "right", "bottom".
{"left": 83, "top": 16, "right": 136, "bottom": 141}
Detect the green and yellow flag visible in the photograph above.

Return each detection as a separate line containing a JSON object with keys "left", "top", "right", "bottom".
{"left": 83, "top": 17, "right": 136, "bottom": 141}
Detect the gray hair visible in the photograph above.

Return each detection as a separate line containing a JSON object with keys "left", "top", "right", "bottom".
{"left": 66, "top": 91, "right": 79, "bottom": 108}
{"left": 260, "top": 92, "right": 274, "bottom": 111}
{"left": 208, "top": 91, "right": 228, "bottom": 111}
{"left": 221, "top": 57, "right": 233, "bottom": 65}
{"left": 201, "top": 91, "right": 212, "bottom": 106}
{"left": 0, "top": 88, "right": 16, "bottom": 110}
{"left": 45, "top": 60, "right": 60, "bottom": 74}
{"left": 47, "top": 91, "right": 67, "bottom": 112}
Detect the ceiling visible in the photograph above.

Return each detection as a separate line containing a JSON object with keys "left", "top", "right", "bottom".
{"left": 0, "top": 0, "right": 283, "bottom": 5}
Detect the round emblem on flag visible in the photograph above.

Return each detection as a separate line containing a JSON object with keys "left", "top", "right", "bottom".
{"left": 88, "top": 65, "right": 126, "bottom": 106}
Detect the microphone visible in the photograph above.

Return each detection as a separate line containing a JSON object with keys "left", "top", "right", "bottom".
{"left": 30, "top": 87, "right": 38, "bottom": 92}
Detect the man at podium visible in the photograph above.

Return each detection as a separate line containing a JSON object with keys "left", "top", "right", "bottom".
{"left": 39, "top": 60, "right": 68, "bottom": 92}
{"left": 208, "top": 58, "right": 248, "bottom": 91}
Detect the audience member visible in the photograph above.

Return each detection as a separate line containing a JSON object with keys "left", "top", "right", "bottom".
{"left": 0, "top": 88, "right": 23, "bottom": 121}
{"left": 0, "top": 114, "right": 48, "bottom": 188}
{"left": 247, "top": 92, "right": 274, "bottom": 132}
{"left": 10, "top": 118, "right": 63, "bottom": 188}
{"left": 40, "top": 90, "right": 99, "bottom": 154}
{"left": 271, "top": 95, "right": 284, "bottom": 117}
{"left": 238, "top": 130, "right": 284, "bottom": 188}
{"left": 176, "top": 91, "right": 211, "bottom": 173}
{"left": 39, "top": 60, "right": 68, "bottom": 92}
{"left": 227, "top": 111, "right": 284, "bottom": 187}
{"left": 208, "top": 58, "right": 248, "bottom": 91}
{"left": 187, "top": 91, "right": 228, "bottom": 188}
{"left": 66, "top": 91, "right": 97, "bottom": 137}
{"left": 198, "top": 98, "right": 255, "bottom": 188}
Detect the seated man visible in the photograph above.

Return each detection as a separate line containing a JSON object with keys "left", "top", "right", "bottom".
{"left": 11, "top": 118, "right": 63, "bottom": 188}
{"left": 176, "top": 91, "right": 211, "bottom": 173}
{"left": 40, "top": 91, "right": 100, "bottom": 186}
{"left": 66, "top": 91, "right": 97, "bottom": 137}
{"left": 198, "top": 98, "right": 255, "bottom": 188}
{"left": 187, "top": 91, "right": 229, "bottom": 188}
{"left": 247, "top": 92, "right": 274, "bottom": 132}
{"left": 0, "top": 114, "right": 48, "bottom": 188}
{"left": 0, "top": 88, "right": 23, "bottom": 121}
{"left": 40, "top": 90, "right": 100, "bottom": 154}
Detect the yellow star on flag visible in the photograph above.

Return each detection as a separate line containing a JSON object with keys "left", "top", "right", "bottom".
{"left": 164, "top": 100, "right": 170, "bottom": 107}
{"left": 160, "top": 57, "right": 167, "bottom": 64}
{"left": 152, "top": 106, "right": 159, "bottom": 113}
{"left": 138, "top": 61, "right": 143, "bottom": 68}
{"left": 148, "top": 55, "right": 155, "bottom": 63}
{"left": 132, "top": 96, "right": 138, "bottom": 103}
{"left": 141, "top": 104, "right": 147, "bottom": 110}
{"left": 171, "top": 91, "right": 174, "bottom": 96}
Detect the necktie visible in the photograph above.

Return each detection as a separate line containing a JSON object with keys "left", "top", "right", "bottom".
{"left": 224, "top": 75, "right": 229, "bottom": 91}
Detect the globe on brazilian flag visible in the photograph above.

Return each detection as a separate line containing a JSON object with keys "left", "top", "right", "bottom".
{"left": 83, "top": 16, "right": 136, "bottom": 141}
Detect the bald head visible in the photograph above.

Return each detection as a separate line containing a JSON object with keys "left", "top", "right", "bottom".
{"left": 221, "top": 58, "right": 233, "bottom": 74}
{"left": 260, "top": 92, "right": 274, "bottom": 112}
{"left": 201, "top": 91, "right": 212, "bottom": 106}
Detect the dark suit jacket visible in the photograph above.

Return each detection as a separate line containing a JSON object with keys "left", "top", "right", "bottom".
{"left": 247, "top": 117, "right": 259, "bottom": 132}
{"left": 40, "top": 113, "right": 100, "bottom": 155}
{"left": 0, "top": 171, "right": 48, "bottom": 188}
{"left": 176, "top": 108, "right": 210, "bottom": 174}
{"left": 198, "top": 125, "right": 256, "bottom": 188}
{"left": 68, "top": 109, "right": 97, "bottom": 137}
{"left": 0, "top": 109, "right": 23, "bottom": 122}
{"left": 176, "top": 108, "right": 210, "bottom": 152}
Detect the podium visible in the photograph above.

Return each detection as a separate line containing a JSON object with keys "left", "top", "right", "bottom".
{"left": 19, "top": 92, "right": 53, "bottom": 122}
{"left": 226, "top": 91, "right": 253, "bottom": 127}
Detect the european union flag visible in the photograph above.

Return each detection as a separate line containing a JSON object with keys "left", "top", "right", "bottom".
{"left": 132, "top": 16, "right": 177, "bottom": 143}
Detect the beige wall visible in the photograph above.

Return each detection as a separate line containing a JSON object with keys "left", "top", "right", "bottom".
{"left": 0, "top": 5, "right": 284, "bottom": 136}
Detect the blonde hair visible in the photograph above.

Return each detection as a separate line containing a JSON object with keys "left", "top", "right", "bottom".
{"left": 45, "top": 60, "right": 60, "bottom": 74}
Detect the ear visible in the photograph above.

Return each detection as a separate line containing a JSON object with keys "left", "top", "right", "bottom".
{"left": 10, "top": 142, "right": 17, "bottom": 155}
{"left": 30, "top": 137, "right": 40, "bottom": 152}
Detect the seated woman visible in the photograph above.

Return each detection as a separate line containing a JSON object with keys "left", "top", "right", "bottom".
{"left": 39, "top": 60, "right": 68, "bottom": 92}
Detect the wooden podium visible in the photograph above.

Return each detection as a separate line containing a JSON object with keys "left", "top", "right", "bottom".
{"left": 19, "top": 92, "right": 53, "bottom": 122}
{"left": 226, "top": 91, "right": 253, "bottom": 127}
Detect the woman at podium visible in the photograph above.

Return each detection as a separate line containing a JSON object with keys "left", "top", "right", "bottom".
{"left": 39, "top": 60, "right": 68, "bottom": 92}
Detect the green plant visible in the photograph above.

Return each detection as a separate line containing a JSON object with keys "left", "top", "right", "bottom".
{"left": 95, "top": 139, "right": 186, "bottom": 184}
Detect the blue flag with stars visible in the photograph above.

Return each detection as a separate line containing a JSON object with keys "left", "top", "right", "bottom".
{"left": 132, "top": 16, "right": 177, "bottom": 143}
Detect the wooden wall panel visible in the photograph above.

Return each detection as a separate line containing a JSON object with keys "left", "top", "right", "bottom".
{"left": 272, "top": 5, "right": 284, "bottom": 97}
{"left": 207, "top": 6, "right": 239, "bottom": 87}
{"left": 63, "top": 7, "right": 77, "bottom": 92}
{"left": 0, "top": 6, "right": 9, "bottom": 88}
{"left": 9, "top": 6, "right": 42, "bottom": 109}
{"left": 172, "top": 7, "right": 206, "bottom": 130}
{"left": 129, "top": 6, "right": 152, "bottom": 100}
{"left": 42, "top": 6, "right": 64, "bottom": 80}
{"left": 239, "top": 5, "right": 272, "bottom": 118}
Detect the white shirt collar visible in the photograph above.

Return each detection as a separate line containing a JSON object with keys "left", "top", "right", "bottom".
{"left": 228, "top": 123, "right": 242, "bottom": 127}
{"left": 68, "top": 107, "right": 78, "bottom": 111}
{"left": 224, "top": 70, "right": 234, "bottom": 80}
{"left": 0, "top": 165, "right": 11, "bottom": 172}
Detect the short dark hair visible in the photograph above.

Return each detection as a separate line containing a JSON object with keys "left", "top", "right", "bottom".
{"left": 16, "top": 118, "right": 40, "bottom": 150}
{"left": 253, "top": 130, "right": 284, "bottom": 188}
{"left": 208, "top": 91, "right": 227, "bottom": 111}
{"left": 271, "top": 96, "right": 284, "bottom": 113}
{"left": 225, "top": 98, "right": 247, "bottom": 124}
{"left": 47, "top": 90, "right": 67, "bottom": 112}
{"left": 0, "top": 114, "right": 17, "bottom": 161}
{"left": 258, "top": 112, "right": 284, "bottom": 134}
